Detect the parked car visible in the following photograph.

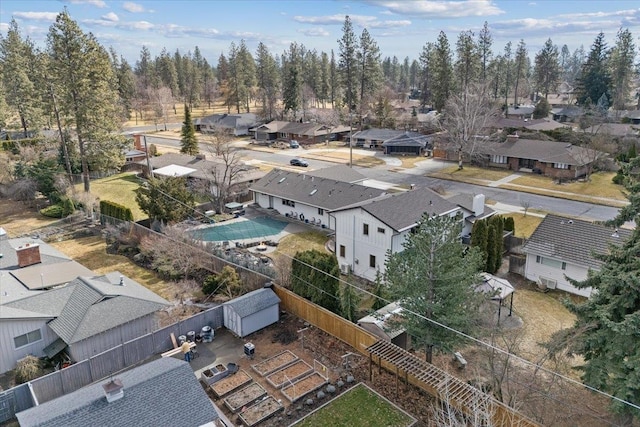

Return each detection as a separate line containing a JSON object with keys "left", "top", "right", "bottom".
{"left": 290, "top": 158, "right": 308, "bottom": 167}
{"left": 289, "top": 140, "right": 300, "bottom": 148}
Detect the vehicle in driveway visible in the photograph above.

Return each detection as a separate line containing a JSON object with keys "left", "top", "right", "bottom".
{"left": 290, "top": 158, "right": 308, "bottom": 167}
{"left": 289, "top": 140, "right": 299, "bottom": 148}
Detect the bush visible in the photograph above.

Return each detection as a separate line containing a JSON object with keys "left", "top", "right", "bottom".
{"left": 99, "top": 200, "right": 134, "bottom": 224}
{"left": 40, "top": 204, "right": 64, "bottom": 218}
{"left": 612, "top": 170, "right": 625, "bottom": 185}
{"left": 15, "top": 355, "right": 43, "bottom": 384}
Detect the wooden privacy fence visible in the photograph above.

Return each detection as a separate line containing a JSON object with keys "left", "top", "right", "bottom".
{"left": 0, "top": 306, "right": 223, "bottom": 422}
{"left": 273, "top": 285, "right": 538, "bottom": 427}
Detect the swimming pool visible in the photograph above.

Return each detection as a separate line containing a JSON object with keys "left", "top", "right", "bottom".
{"left": 190, "top": 216, "right": 288, "bottom": 242}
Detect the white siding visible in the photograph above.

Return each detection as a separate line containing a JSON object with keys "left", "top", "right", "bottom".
{"left": 253, "top": 192, "right": 332, "bottom": 229}
{"left": 524, "top": 253, "right": 593, "bottom": 298}
{"left": 0, "top": 319, "right": 57, "bottom": 374}
{"left": 240, "top": 305, "right": 279, "bottom": 337}
{"left": 223, "top": 305, "right": 240, "bottom": 337}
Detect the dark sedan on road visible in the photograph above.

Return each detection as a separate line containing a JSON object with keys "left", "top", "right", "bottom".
{"left": 290, "top": 158, "right": 309, "bottom": 167}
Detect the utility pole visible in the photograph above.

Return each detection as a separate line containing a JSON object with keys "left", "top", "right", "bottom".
{"left": 143, "top": 134, "right": 154, "bottom": 178}
{"left": 349, "top": 109, "right": 353, "bottom": 168}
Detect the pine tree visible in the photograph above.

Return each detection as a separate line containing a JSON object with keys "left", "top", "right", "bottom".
{"left": 47, "top": 10, "right": 121, "bottom": 193}
{"left": 180, "top": 105, "right": 198, "bottom": 154}
{"left": 533, "top": 98, "right": 551, "bottom": 119}
{"left": 282, "top": 43, "right": 303, "bottom": 117}
{"left": 291, "top": 250, "right": 340, "bottom": 314}
{"left": 534, "top": 38, "right": 560, "bottom": 99}
{"left": 255, "top": 42, "right": 280, "bottom": 120}
{"left": 338, "top": 15, "right": 359, "bottom": 112}
{"left": 477, "top": 22, "right": 493, "bottom": 83}
{"left": 486, "top": 224, "right": 498, "bottom": 273}
{"left": 385, "top": 214, "right": 485, "bottom": 363}
{"left": 340, "top": 283, "right": 360, "bottom": 323}
{"left": 491, "top": 216, "right": 504, "bottom": 273}
{"left": 513, "top": 39, "right": 528, "bottom": 106}
{"left": 357, "top": 28, "right": 381, "bottom": 119}
{"left": 432, "top": 31, "right": 453, "bottom": 111}
{"left": 608, "top": 28, "right": 636, "bottom": 110}
{"left": 455, "top": 30, "right": 480, "bottom": 92}
{"left": 135, "top": 176, "right": 195, "bottom": 223}
{"left": 471, "top": 219, "right": 488, "bottom": 258}
{"left": 576, "top": 32, "right": 610, "bottom": 106}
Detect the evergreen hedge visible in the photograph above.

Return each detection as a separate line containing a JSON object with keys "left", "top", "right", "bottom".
{"left": 99, "top": 200, "right": 134, "bottom": 224}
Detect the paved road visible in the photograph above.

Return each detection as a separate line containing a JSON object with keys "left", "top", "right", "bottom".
{"left": 122, "top": 123, "right": 182, "bottom": 133}
{"left": 146, "top": 137, "right": 622, "bottom": 222}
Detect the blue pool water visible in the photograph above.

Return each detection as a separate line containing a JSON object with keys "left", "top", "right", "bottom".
{"left": 190, "top": 216, "right": 288, "bottom": 242}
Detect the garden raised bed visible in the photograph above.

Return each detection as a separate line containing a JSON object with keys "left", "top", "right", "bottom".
{"left": 251, "top": 350, "right": 298, "bottom": 376}
{"left": 223, "top": 383, "right": 267, "bottom": 413}
{"left": 201, "top": 362, "right": 238, "bottom": 386}
{"left": 266, "top": 360, "right": 313, "bottom": 389}
{"left": 210, "top": 369, "right": 252, "bottom": 398}
{"left": 280, "top": 372, "right": 328, "bottom": 403}
{"left": 238, "top": 396, "right": 284, "bottom": 427}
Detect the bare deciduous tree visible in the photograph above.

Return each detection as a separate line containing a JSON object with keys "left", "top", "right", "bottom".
{"left": 442, "top": 83, "right": 500, "bottom": 169}
{"left": 146, "top": 86, "right": 173, "bottom": 131}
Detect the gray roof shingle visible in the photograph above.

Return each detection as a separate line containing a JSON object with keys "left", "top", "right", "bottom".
{"left": 250, "top": 169, "right": 386, "bottom": 211}
{"left": 334, "top": 187, "right": 459, "bottom": 231}
{"left": 224, "top": 287, "right": 280, "bottom": 318}
{"left": 16, "top": 358, "right": 218, "bottom": 427}
{"left": 305, "top": 165, "right": 366, "bottom": 183}
{"left": 522, "top": 214, "right": 633, "bottom": 270}
{"left": 485, "top": 138, "right": 601, "bottom": 166}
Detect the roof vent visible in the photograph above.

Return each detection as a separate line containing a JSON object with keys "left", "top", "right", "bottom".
{"left": 309, "top": 189, "right": 318, "bottom": 196}
{"left": 278, "top": 177, "right": 286, "bottom": 183}
{"left": 429, "top": 200, "right": 433, "bottom": 206}
{"left": 567, "top": 220, "right": 573, "bottom": 224}
{"left": 119, "top": 275, "right": 125, "bottom": 286}
{"left": 102, "top": 379, "right": 124, "bottom": 403}
{"left": 612, "top": 229, "right": 620, "bottom": 238}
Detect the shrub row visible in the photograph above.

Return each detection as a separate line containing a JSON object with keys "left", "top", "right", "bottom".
{"left": 99, "top": 200, "right": 133, "bottom": 223}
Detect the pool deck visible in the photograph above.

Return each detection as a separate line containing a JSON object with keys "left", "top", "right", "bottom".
{"left": 187, "top": 206, "right": 330, "bottom": 252}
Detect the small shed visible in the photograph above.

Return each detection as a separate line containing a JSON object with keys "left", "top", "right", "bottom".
{"left": 223, "top": 288, "right": 281, "bottom": 337}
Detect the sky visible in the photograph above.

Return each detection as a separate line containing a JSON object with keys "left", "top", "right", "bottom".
{"left": 1, "top": 0, "right": 639, "bottom": 66}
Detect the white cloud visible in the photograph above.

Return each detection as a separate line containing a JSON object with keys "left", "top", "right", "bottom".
{"left": 293, "top": 14, "right": 410, "bottom": 29}
{"left": 553, "top": 8, "right": 639, "bottom": 20}
{"left": 0, "top": 22, "right": 10, "bottom": 33}
{"left": 123, "top": 2, "right": 145, "bottom": 13}
{"left": 101, "top": 12, "right": 119, "bottom": 22}
{"left": 299, "top": 27, "right": 330, "bottom": 37}
{"left": 121, "top": 20, "right": 154, "bottom": 30}
{"left": 366, "top": 0, "right": 504, "bottom": 18}
{"left": 12, "top": 11, "right": 59, "bottom": 22}
{"left": 67, "top": 0, "right": 107, "bottom": 8}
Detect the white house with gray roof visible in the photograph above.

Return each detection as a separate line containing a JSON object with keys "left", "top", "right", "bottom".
{"left": 330, "top": 187, "right": 461, "bottom": 281}
{"left": 250, "top": 168, "right": 386, "bottom": 229}
{"left": 16, "top": 357, "right": 219, "bottom": 427}
{"left": 522, "top": 214, "right": 633, "bottom": 297}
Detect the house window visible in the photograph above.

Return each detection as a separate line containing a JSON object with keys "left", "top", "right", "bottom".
{"left": 318, "top": 208, "right": 324, "bottom": 215}
{"left": 491, "top": 155, "right": 507, "bottom": 164}
{"left": 363, "top": 223, "right": 369, "bottom": 235}
{"left": 536, "top": 255, "right": 566, "bottom": 270}
{"left": 282, "top": 199, "right": 295, "bottom": 208}
{"left": 539, "top": 277, "right": 557, "bottom": 289}
{"left": 377, "top": 227, "right": 385, "bottom": 234}
{"left": 553, "top": 163, "right": 569, "bottom": 169}
{"left": 339, "top": 245, "right": 345, "bottom": 257}
{"left": 369, "top": 255, "right": 376, "bottom": 268}
{"left": 14, "top": 329, "right": 42, "bottom": 349}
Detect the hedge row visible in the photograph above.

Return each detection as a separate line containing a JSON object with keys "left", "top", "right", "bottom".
{"left": 99, "top": 200, "right": 133, "bottom": 223}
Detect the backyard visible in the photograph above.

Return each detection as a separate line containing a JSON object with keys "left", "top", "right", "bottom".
{"left": 73, "top": 172, "right": 147, "bottom": 221}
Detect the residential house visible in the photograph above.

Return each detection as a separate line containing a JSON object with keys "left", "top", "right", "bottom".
{"left": 16, "top": 357, "right": 220, "bottom": 427}
{"left": 137, "top": 152, "right": 266, "bottom": 204}
{"left": 357, "top": 302, "right": 410, "bottom": 350}
{"left": 581, "top": 123, "right": 640, "bottom": 138}
{"left": 505, "top": 105, "right": 535, "bottom": 120}
{"left": 351, "top": 129, "right": 431, "bottom": 155}
{"left": 521, "top": 214, "right": 633, "bottom": 297}
{"left": 493, "top": 118, "right": 570, "bottom": 132}
{"left": 251, "top": 121, "right": 352, "bottom": 144}
{"left": 250, "top": 168, "right": 386, "bottom": 230}
{"left": 330, "top": 187, "right": 461, "bottom": 281}
{"left": 445, "top": 193, "right": 496, "bottom": 237}
{"left": 304, "top": 164, "right": 367, "bottom": 184}
{"left": 483, "top": 134, "right": 602, "bottom": 180}
{"left": 194, "top": 113, "right": 260, "bottom": 136}
{"left": 552, "top": 106, "right": 583, "bottom": 123}
{"left": 2, "top": 272, "right": 169, "bottom": 368}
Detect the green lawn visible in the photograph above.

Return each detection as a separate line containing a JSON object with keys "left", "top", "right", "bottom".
{"left": 296, "top": 384, "right": 414, "bottom": 427}
{"left": 501, "top": 213, "right": 544, "bottom": 239}
{"left": 76, "top": 172, "right": 147, "bottom": 220}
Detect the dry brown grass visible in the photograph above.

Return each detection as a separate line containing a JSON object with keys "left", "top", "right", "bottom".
{"left": 50, "top": 236, "right": 176, "bottom": 301}
{"left": 272, "top": 231, "right": 329, "bottom": 261}
{"left": 501, "top": 213, "right": 544, "bottom": 238}
{"left": 508, "top": 172, "right": 625, "bottom": 201}
{"left": 398, "top": 156, "right": 428, "bottom": 169}
{"left": 0, "top": 199, "right": 61, "bottom": 236}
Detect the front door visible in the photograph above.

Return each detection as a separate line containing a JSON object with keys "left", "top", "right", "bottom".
{"left": 519, "top": 158, "right": 535, "bottom": 169}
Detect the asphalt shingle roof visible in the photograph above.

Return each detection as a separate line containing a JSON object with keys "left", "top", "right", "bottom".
{"left": 250, "top": 169, "right": 386, "bottom": 211}
{"left": 3, "top": 286, "right": 76, "bottom": 318}
{"left": 485, "top": 138, "right": 600, "bottom": 166}
{"left": 224, "top": 287, "right": 280, "bottom": 318}
{"left": 304, "top": 165, "right": 366, "bottom": 183}
{"left": 522, "top": 214, "right": 633, "bottom": 270}
{"left": 334, "top": 187, "right": 459, "bottom": 232}
{"left": 353, "top": 128, "right": 423, "bottom": 141}
{"left": 16, "top": 358, "right": 218, "bottom": 427}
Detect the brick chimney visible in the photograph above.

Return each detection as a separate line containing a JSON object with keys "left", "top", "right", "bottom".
{"left": 506, "top": 133, "right": 519, "bottom": 143}
{"left": 16, "top": 243, "right": 41, "bottom": 268}
{"left": 133, "top": 134, "right": 143, "bottom": 151}
{"left": 102, "top": 379, "right": 124, "bottom": 403}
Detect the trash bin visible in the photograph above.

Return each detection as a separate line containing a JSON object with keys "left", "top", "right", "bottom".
{"left": 244, "top": 342, "right": 255, "bottom": 359}
{"left": 187, "top": 331, "right": 196, "bottom": 342}
{"left": 201, "top": 326, "right": 213, "bottom": 343}
{"left": 178, "top": 335, "right": 187, "bottom": 345}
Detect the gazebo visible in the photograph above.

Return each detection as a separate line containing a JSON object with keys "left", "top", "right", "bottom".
{"left": 477, "top": 273, "right": 515, "bottom": 325}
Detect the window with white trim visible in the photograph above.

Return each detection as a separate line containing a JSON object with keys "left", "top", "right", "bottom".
{"left": 14, "top": 329, "right": 42, "bottom": 349}
{"left": 553, "top": 163, "right": 569, "bottom": 169}
{"left": 536, "top": 255, "right": 566, "bottom": 270}
{"left": 491, "top": 155, "right": 507, "bottom": 164}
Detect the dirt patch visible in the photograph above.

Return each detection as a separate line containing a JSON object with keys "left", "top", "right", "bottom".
{"left": 224, "top": 383, "right": 267, "bottom": 413}
{"left": 210, "top": 369, "right": 253, "bottom": 398}
{"left": 281, "top": 372, "right": 327, "bottom": 402}
{"left": 238, "top": 396, "right": 284, "bottom": 426}
{"left": 252, "top": 350, "right": 298, "bottom": 376}
{"left": 266, "top": 360, "right": 313, "bottom": 389}
{"left": 0, "top": 199, "right": 61, "bottom": 236}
